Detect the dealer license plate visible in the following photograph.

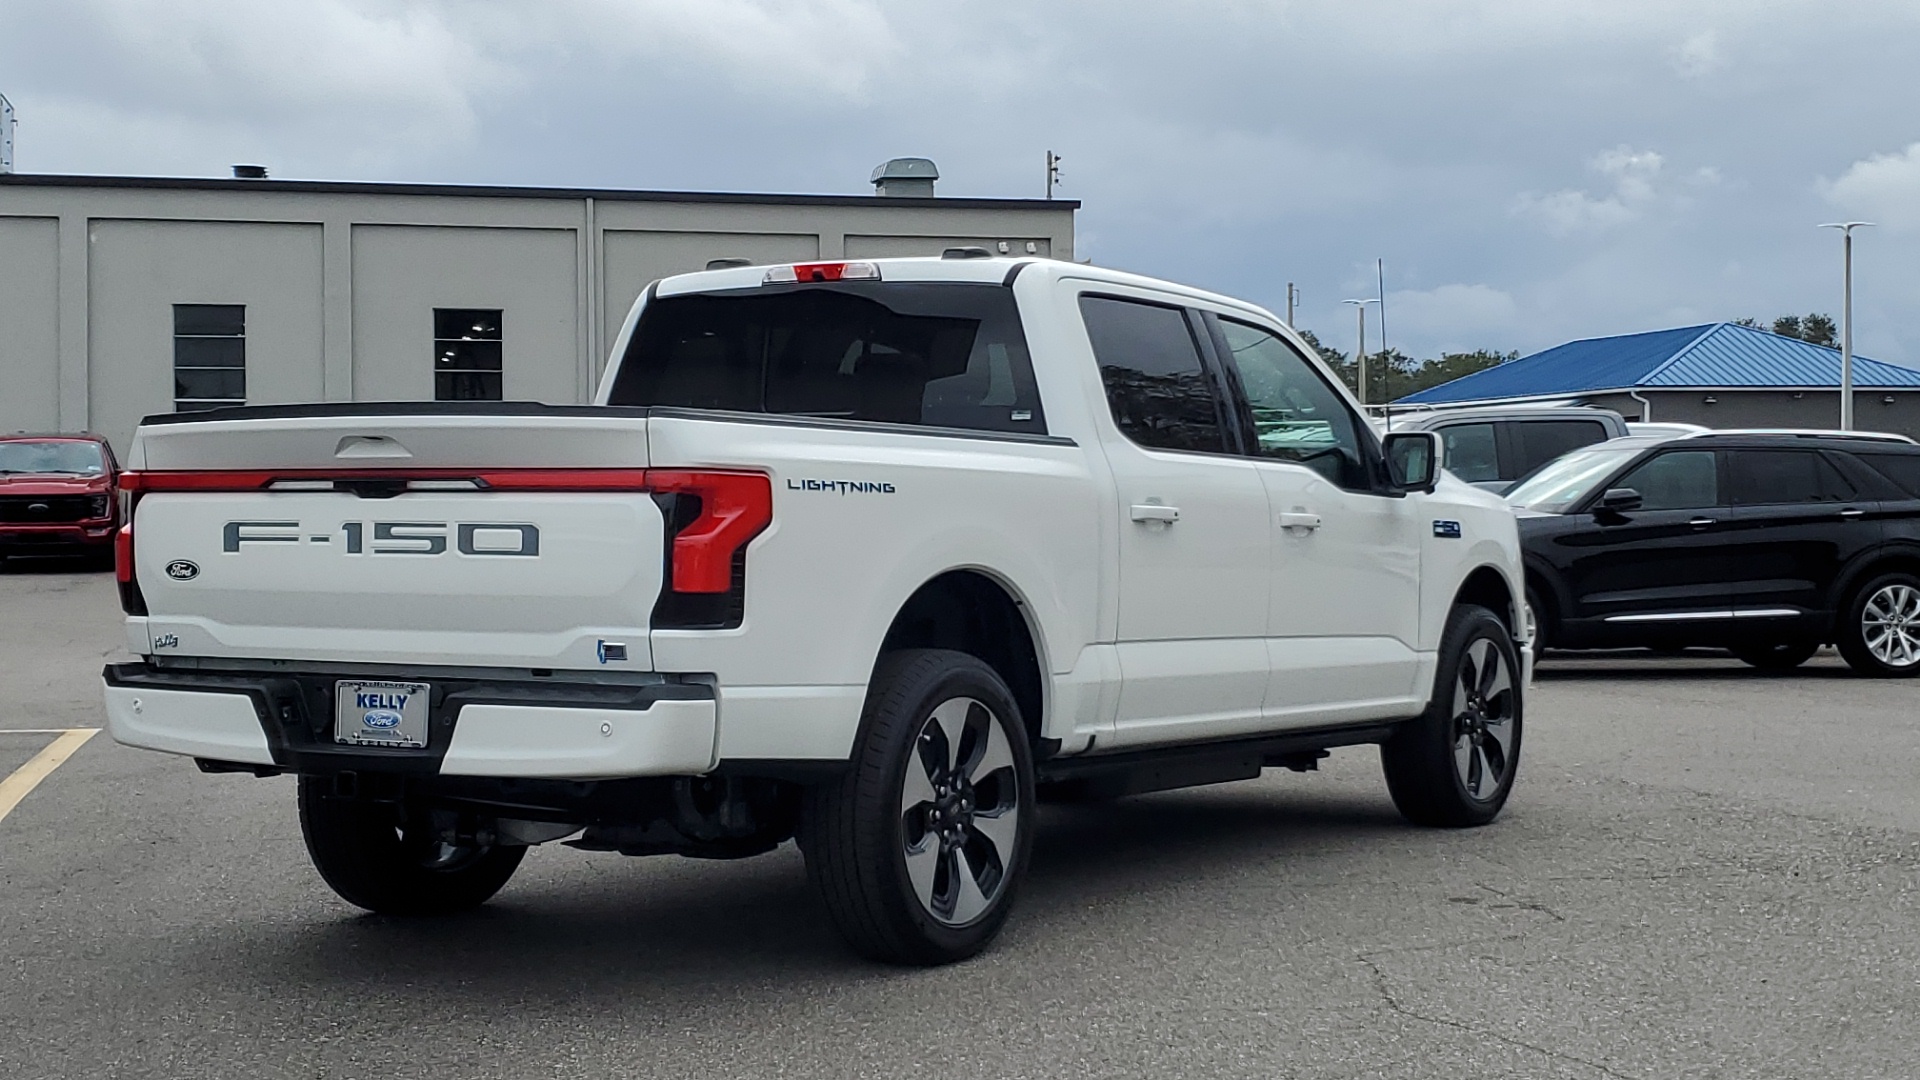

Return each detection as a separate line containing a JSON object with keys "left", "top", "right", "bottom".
{"left": 334, "top": 680, "right": 432, "bottom": 749}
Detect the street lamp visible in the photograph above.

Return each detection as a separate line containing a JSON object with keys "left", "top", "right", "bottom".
{"left": 1819, "top": 221, "right": 1874, "bottom": 430}
{"left": 1343, "top": 298, "right": 1380, "bottom": 404}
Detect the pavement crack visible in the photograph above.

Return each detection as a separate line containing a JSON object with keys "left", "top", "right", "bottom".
{"left": 1474, "top": 881, "right": 1568, "bottom": 922}
{"left": 1355, "top": 953, "right": 1635, "bottom": 1079}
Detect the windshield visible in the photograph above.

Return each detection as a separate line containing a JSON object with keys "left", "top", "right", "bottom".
{"left": 1504, "top": 445, "right": 1639, "bottom": 513}
{"left": 0, "top": 440, "right": 107, "bottom": 477}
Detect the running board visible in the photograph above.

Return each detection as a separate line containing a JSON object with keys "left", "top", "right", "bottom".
{"left": 1036, "top": 722, "right": 1400, "bottom": 800}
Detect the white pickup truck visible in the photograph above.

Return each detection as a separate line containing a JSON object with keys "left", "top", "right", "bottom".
{"left": 103, "top": 255, "right": 1529, "bottom": 964}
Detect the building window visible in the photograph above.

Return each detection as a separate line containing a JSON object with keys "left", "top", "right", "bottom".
{"left": 435, "top": 309, "right": 503, "bottom": 400}
{"left": 173, "top": 304, "right": 246, "bottom": 412}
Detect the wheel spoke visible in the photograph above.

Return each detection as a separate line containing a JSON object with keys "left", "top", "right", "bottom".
{"left": 1468, "top": 640, "right": 1495, "bottom": 696}
{"left": 905, "top": 838, "right": 940, "bottom": 912}
{"left": 1473, "top": 744, "right": 1497, "bottom": 796}
{"left": 968, "top": 712, "right": 1015, "bottom": 785}
{"left": 901, "top": 745, "right": 939, "bottom": 815}
{"left": 969, "top": 805, "right": 1019, "bottom": 869}
{"left": 1465, "top": 740, "right": 1484, "bottom": 795}
{"left": 947, "top": 845, "right": 992, "bottom": 925}
{"left": 929, "top": 697, "right": 973, "bottom": 775}
{"left": 1453, "top": 732, "right": 1475, "bottom": 787}
{"left": 1483, "top": 714, "right": 1516, "bottom": 765}
{"left": 1480, "top": 653, "right": 1513, "bottom": 709}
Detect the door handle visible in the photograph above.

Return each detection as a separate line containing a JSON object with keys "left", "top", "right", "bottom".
{"left": 1130, "top": 504, "right": 1180, "bottom": 523}
{"left": 1840, "top": 508, "right": 1866, "bottom": 520}
{"left": 1277, "top": 511, "right": 1322, "bottom": 531}
{"left": 1688, "top": 517, "right": 1717, "bottom": 529}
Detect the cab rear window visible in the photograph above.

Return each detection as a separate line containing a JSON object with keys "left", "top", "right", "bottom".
{"left": 608, "top": 282, "right": 1046, "bottom": 435}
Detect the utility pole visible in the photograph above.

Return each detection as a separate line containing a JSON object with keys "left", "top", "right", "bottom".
{"left": 1343, "top": 298, "right": 1379, "bottom": 404}
{"left": 1285, "top": 282, "right": 1298, "bottom": 325}
{"left": 1045, "top": 151, "right": 1062, "bottom": 200}
{"left": 1819, "top": 222, "right": 1873, "bottom": 430}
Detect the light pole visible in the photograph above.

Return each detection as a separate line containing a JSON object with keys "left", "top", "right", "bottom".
{"left": 1819, "top": 221, "right": 1874, "bottom": 430}
{"left": 1343, "top": 298, "right": 1379, "bottom": 404}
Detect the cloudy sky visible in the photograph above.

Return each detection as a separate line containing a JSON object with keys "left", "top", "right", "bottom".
{"left": 7, "top": 0, "right": 1920, "bottom": 364}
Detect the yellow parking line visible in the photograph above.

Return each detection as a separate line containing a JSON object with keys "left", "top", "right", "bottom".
{"left": 0, "top": 729, "right": 90, "bottom": 736}
{"left": 0, "top": 728, "right": 100, "bottom": 827}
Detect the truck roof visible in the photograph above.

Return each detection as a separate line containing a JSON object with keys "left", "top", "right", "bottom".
{"left": 651, "top": 256, "right": 1285, "bottom": 328}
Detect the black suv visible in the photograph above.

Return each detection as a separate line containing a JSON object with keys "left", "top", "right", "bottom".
{"left": 1507, "top": 431, "right": 1920, "bottom": 675}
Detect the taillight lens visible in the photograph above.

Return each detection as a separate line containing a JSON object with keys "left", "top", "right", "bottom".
{"left": 115, "top": 524, "right": 146, "bottom": 616}
{"left": 649, "top": 471, "right": 773, "bottom": 593}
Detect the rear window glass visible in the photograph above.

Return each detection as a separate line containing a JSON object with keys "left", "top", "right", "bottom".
{"left": 607, "top": 282, "right": 1046, "bottom": 434}
{"left": 1727, "top": 450, "right": 1855, "bottom": 505}
{"left": 1858, "top": 452, "right": 1920, "bottom": 497}
{"left": 1511, "top": 420, "right": 1609, "bottom": 477}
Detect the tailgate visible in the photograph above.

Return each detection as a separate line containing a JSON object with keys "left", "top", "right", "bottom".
{"left": 125, "top": 407, "right": 664, "bottom": 671}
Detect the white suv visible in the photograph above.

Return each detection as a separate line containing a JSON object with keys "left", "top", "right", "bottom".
{"left": 103, "top": 255, "right": 1530, "bottom": 963}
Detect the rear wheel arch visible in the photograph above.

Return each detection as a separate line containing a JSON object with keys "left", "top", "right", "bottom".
{"left": 871, "top": 569, "right": 1049, "bottom": 748}
{"left": 1828, "top": 546, "right": 1920, "bottom": 628}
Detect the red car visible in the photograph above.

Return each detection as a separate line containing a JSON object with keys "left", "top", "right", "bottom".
{"left": 0, "top": 433, "right": 122, "bottom": 565}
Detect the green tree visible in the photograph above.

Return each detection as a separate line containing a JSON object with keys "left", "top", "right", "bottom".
{"left": 1762, "top": 313, "right": 1839, "bottom": 348}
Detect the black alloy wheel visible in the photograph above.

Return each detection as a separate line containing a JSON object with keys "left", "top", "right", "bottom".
{"left": 1837, "top": 572, "right": 1920, "bottom": 677}
{"left": 800, "top": 649, "right": 1035, "bottom": 965}
{"left": 1382, "top": 604, "right": 1523, "bottom": 827}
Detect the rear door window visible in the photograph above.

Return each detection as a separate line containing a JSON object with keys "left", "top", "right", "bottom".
{"left": 1080, "top": 295, "right": 1230, "bottom": 454}
{"left": 608, "top": 282, "right": 1046, "bottom": 434}
{"left": 1436, "top": 423, "right": 1499, "bottom": 483}
{"left": 1612, "top": 450, "right": 1720, "bottom": 511}
{"left": 1510, "top": 420, "right": 1609, "bottom": 478}
{"left": 1727, "top": 450, "right": 1855, "bottom": 505}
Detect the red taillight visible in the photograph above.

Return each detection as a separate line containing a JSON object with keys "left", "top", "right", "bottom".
{"left": 114, "top": 525, "right": 134, "bottom": 584}
{"left": 762, "top": 261, "right": 881, "bottom": 284}
{"left": 649, "top": 471, "right": 774, "bottom": 593}
{"left": 115, "top": 524, "right": 146, "bottom": 615}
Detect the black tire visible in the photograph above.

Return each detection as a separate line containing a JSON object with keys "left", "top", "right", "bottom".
{"left": 799, "top": 648, "right": 1035, "bottom": 966}
{"left": 297, "top": 777, "right": 525, "bottom": 915}
{"left": 1731, "top": 639, "right": 1819, "bottom": 670}
{"left": 1836, "top": 571, "right": 1920, "bottom": 678}
{"left": 1381, "top": 604, "right": 1522, "bottom": 828}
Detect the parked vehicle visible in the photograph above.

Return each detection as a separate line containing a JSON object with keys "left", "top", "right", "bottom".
{"left": 0, "top": 432, "right": 122, "bottom": 564}
{"left": 101, "top": 255, "right": 1530, "bottom": 964}
{"left": 1381, "top": 406, "right": 1629, "bottom": 494}
{"left": 1509, "top": 429, "right": 1920, "bottom": 675}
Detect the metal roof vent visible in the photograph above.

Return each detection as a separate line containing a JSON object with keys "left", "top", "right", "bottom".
{"left": 871, "top": 157, "right": 937, "bottom": 197}
{"left": 231, "top": 164, "right": 268, "bottom": 179}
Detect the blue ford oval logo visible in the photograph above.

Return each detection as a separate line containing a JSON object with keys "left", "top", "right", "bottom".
{"left": 361, "top": 709, "right": 403, "bottom": 729}
{"left": 165, "top": 560, "right": 199, "bottom": 581}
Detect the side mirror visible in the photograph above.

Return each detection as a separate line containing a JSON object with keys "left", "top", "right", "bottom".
{"left": 1597, "top": 487, "right": 1643, "bottom": 514}
{"left": 1383, "top": 431, "right": 1442, "bottom": 493}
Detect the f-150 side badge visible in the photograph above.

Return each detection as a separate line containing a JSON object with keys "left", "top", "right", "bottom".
{"left": 1432, "top": 520, "right": 1463, "bottom": 539}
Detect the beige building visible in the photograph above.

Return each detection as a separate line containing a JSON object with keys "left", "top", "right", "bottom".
{"left": 0, "top": 170, "right": 1076, "bottom": 453}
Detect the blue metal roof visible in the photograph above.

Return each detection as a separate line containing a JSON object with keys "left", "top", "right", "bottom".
{"left": 1399, "top": 322, "right": 1920, "bottom": 404}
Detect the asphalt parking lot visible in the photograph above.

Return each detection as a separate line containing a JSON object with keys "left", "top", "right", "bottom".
{"left": 2, "top": 560, "right": 1916, "bottom": 1079}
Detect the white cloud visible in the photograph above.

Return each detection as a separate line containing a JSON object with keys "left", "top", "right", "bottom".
{"left": 1387, "top": 284, "right": 1520, "bottom": 352}
{"left": 1673, "top": 30, "right": 1724, "bottom": 79}
{"left": 1512, "top": 146, "right": 1665, "bottom": 237}
{"left": 1825, "top": 142, "right": 1920, "bottom": 231}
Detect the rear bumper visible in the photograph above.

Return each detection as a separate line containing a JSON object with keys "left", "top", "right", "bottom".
{"left": 102, "top": 663, "right": 717, "bottom": 779}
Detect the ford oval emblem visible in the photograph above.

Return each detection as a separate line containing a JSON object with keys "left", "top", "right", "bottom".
{"left": 361, "top": 709, "right": 404, "bottom": 729}
{"left": 165, "top": 560, "right": 200, "bottom": 581}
